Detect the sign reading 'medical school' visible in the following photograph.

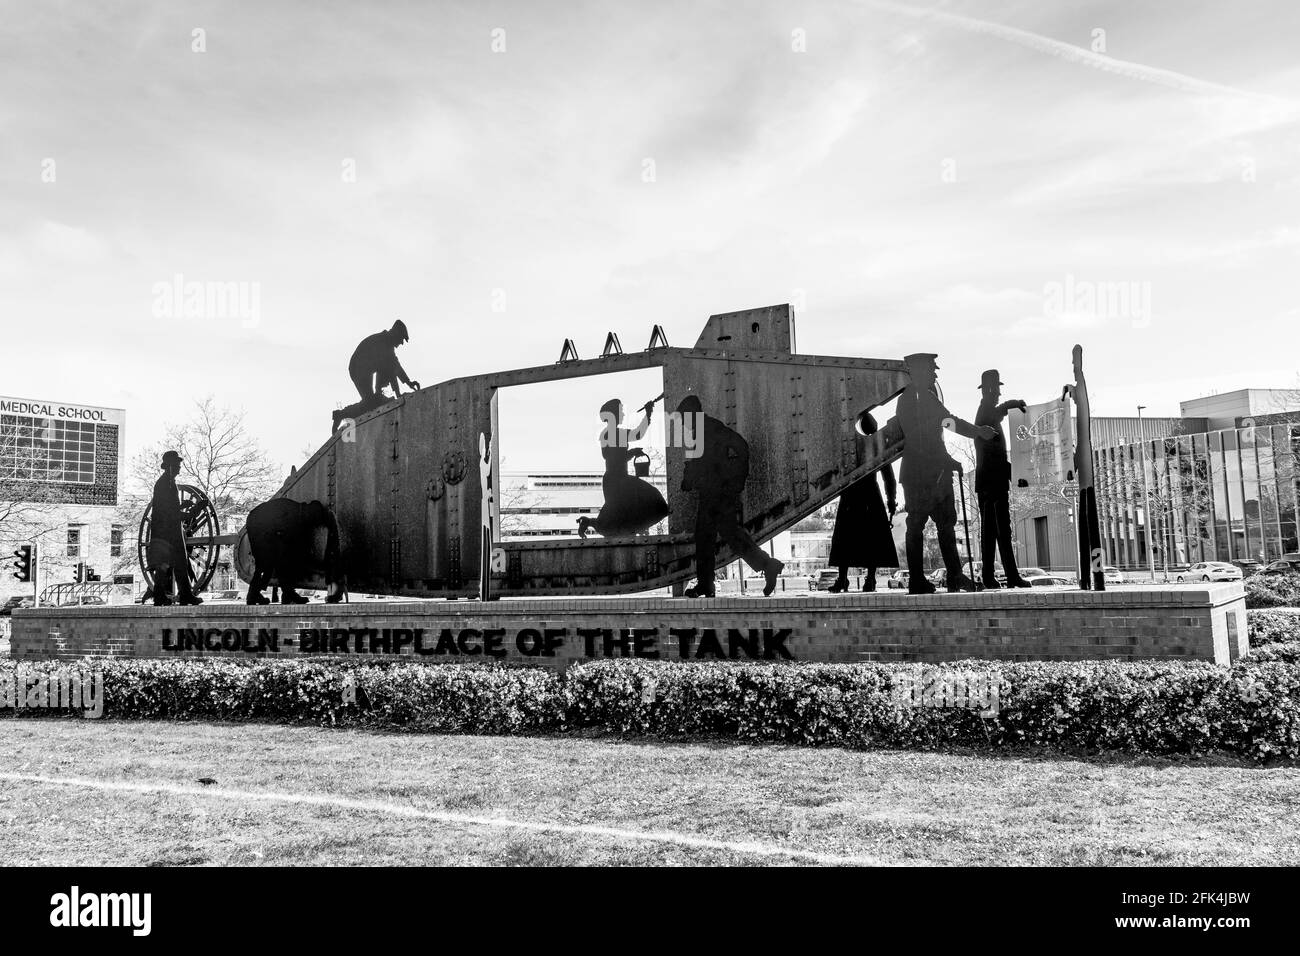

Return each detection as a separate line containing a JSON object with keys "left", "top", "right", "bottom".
{"left": 0, "top": 398, "right": 124, "bottom": 424}
{"left": 161, "top": 624, "right": 796, "bottom": 660}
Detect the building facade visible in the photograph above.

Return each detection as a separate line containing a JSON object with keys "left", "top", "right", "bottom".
{"left": 499, "top": 470, "right": 798, "bottom": 571}
{"left": 1016, "top": 388, "right": 1300, "bottom": 573}
{"left": 499, "top": 471, "right": 669, "bottom": 538}
{"left": 1095, "top": 420, "right": 1299, "bottom": 570}
{"left": 0, "top": 396, "right": 127, "bottom": 601}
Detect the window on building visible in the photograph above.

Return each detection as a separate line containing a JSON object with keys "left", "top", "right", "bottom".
{"left": 1033, "top": 516, "right": 1051, "bottom": 568}
{"left": 0, "top": 414, "right": 96, "bottom": 483}
{"left": 1272, "top": 424, "right": 1298, "bottom": 555}
{"left": 67, "top": 525, "right": 83, "bottom": 558}
{"left": 110, "top": 524, "right": 124, "bottom": 558}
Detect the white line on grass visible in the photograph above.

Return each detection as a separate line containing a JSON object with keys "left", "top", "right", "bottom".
{"left": 0, "top": 772, "right": 884, "bottom": 867}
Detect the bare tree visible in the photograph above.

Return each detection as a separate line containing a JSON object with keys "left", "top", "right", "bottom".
{"left": 0, "top": 493, "right": 64, "bottom": 556}
{"left": 496, "top": 456, "right": 553, "bottom": 537}
{"left": 0, "top": 420, "right": 72, "bottom": 560}
{"left": 96, "top": 398, "right": 283, "bottom": 584}
{"left": 1140, "top": 434, "right": 1218, "bottom": 573}
{"left": 640, "top": 446, "right": 671, "bottom": 536}
{"left": 128, "top": 397, "right": 284, "bottom": 527}
{"left": 791, "top": 502, "right": 837, "bottom": 533}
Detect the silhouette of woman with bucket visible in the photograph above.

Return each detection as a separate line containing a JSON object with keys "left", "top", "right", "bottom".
{"left": 577, "top": 397, "right": 670, "bottom": 538}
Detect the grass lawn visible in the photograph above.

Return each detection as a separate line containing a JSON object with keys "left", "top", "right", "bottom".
{"left": 2, "top": 719, "right": 1298, "bottom": 866}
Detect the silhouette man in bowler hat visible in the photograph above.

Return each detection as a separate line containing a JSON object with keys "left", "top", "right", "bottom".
{"left": 148, "top": 450, "right": 203, "bottom": 606}
{"left": 974, "top": 369, "right": 1031, "bottom": 588}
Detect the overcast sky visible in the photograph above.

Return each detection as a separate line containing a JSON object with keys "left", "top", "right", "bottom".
{"left": 2, "top": 0, "right": 1297, "bottom": 478}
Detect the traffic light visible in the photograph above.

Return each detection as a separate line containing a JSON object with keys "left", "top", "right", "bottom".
{"left": 74, "top": 562, "right": 86, "bottom": 584}
{"left": 85, "top": 567, "right": 99, "bottom": 583}
{"left": 11, "top": 545, "right": 32, "bottom": 583}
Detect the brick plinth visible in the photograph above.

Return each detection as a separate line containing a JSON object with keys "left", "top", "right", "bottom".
{"left": 9, "top": 585, "right": 1249, "bottom": 668}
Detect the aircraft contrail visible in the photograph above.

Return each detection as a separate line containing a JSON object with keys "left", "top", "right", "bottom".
{"left": 863, "top": 0, "right": 1290, "bottom": 107}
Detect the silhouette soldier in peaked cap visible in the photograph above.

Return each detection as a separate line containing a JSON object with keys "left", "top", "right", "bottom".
{"left": 333, "top": 320, "right": 422, "bottom": 432}
{"left": 896, "top": 353, "right": 996, "bottom": 594}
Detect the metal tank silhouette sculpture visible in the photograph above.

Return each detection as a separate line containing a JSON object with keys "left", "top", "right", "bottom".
{"left": 235, "top": 304, "right": 908, "bottom": 598}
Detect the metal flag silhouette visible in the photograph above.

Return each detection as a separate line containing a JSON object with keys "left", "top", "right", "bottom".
{"left": 479, "top": 432, "right": 497, "bottom": 601}
{"left": 1062, "top": 345, "right": 1105, "bottom": 591}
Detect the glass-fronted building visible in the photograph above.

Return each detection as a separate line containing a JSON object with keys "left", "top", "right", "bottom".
{"left": 1094, "top": 421, "right": 1300, "bottom": 569}
{"left": 1014, "top": 388, "right": 1300, "bottom": 573}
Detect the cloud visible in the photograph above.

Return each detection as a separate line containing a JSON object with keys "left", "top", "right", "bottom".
{"left": 32, "top": 221, "right": 108, "bottom": 264}
{"left": 914, "top": 283, "right": 1039, "bottom": 313}
{"left": 862, "top": 0, "right": 1297, "bottom": 112}
{"left": 1156, "top": 226, "right": 1300, "bottom": 266}
{"left": 1008, "top": 311, "right": 1108, "bottom": 335}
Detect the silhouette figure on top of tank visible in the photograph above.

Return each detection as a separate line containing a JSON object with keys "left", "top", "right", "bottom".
{"left": 332, "top": 320, "right": 421, "bottom": 432}
{"left": 147, "top": 450, "right": 203, "bottom": 606}
{"left": 896, "top": 353, "right": 996, "bottom": 594}
{"left": 675, "top": 395, "right": 784, "bottom": 598}
{"left": 577, "top": 397, "right": 670, "bottom": 538}
{"left": 973, "top": 369, "right": 1031, "bottom": 589}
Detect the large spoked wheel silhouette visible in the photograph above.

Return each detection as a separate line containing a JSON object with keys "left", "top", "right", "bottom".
{"left": 137, "top": 484, "right": 221, "bottom": 596}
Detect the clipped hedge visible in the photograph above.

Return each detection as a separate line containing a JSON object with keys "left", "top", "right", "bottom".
{"left": 1, "top": 658, "right": 564, "bottom": 735}
{"left": 1245, "top": 575, "right": 1300, "bottom": 609}
{"left": 1248, "top": 609, "right": 1300, "bottom": 646}
{"left": 1246, "top": 644, "right": 1300, "bottom": 664}
{"left": 3, "top": 655, "right": 1299, "bottom": 761}
{"left": 564, "top": 658, "right": 1300, "bottom": 761}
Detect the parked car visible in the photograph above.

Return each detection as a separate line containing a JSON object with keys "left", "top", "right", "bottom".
{"left": 1, "top": 595, "right": 34, "bottom": 615}
{"left": 57, "top": 594, "right": 106, "bottom": 607}
{"left": 886, "top": 570, "right": 910, "bottom": 589}
{"left": 1018, "top": 567, "right": 1048, "bottom": 579}
{"left": 1103, "top": 566, "right": 1125, "bottom": 584}
{"left": 1175, "top": 561, "right": 1243, "bottom": 583}
{"left": 1020, "top": 570, "right": 1070, "bottom": 585}
{"left": 928, "top": 567, "right": 991, "bottom": 589}
{"left": 1027, "top": 574, "right": 1075, "bottom": 587}
{"left": 206, "top": 589, "right": 248, "bottom": 604}
{"left": 808, "top": 569, "right": 841, "bottom": 591}
{"left": 1256, "top": 558, "right": 1300, "bottom": 577}
{"left": 1232, "top": 560, "right": 1262, "bottom": 576}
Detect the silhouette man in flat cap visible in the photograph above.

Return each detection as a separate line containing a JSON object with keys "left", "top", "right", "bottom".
{"left": 974, "top": 369, "right": 1031, "bottom": 588}
{"left": 676, "top": 395, "right": 784, "bottom": 598}
{"left": 333, "top": 320, "right": 421, "bottom": 431}
{"left": 147, "top": 450, "right": 203, "bottom": 606}
{"left": 896, "top": 353, "right": 996, "bottom": 594}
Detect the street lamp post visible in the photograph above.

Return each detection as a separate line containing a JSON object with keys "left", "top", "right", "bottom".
{"left": 1137, "top": 405, "right": 1157, "bottom": 583}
